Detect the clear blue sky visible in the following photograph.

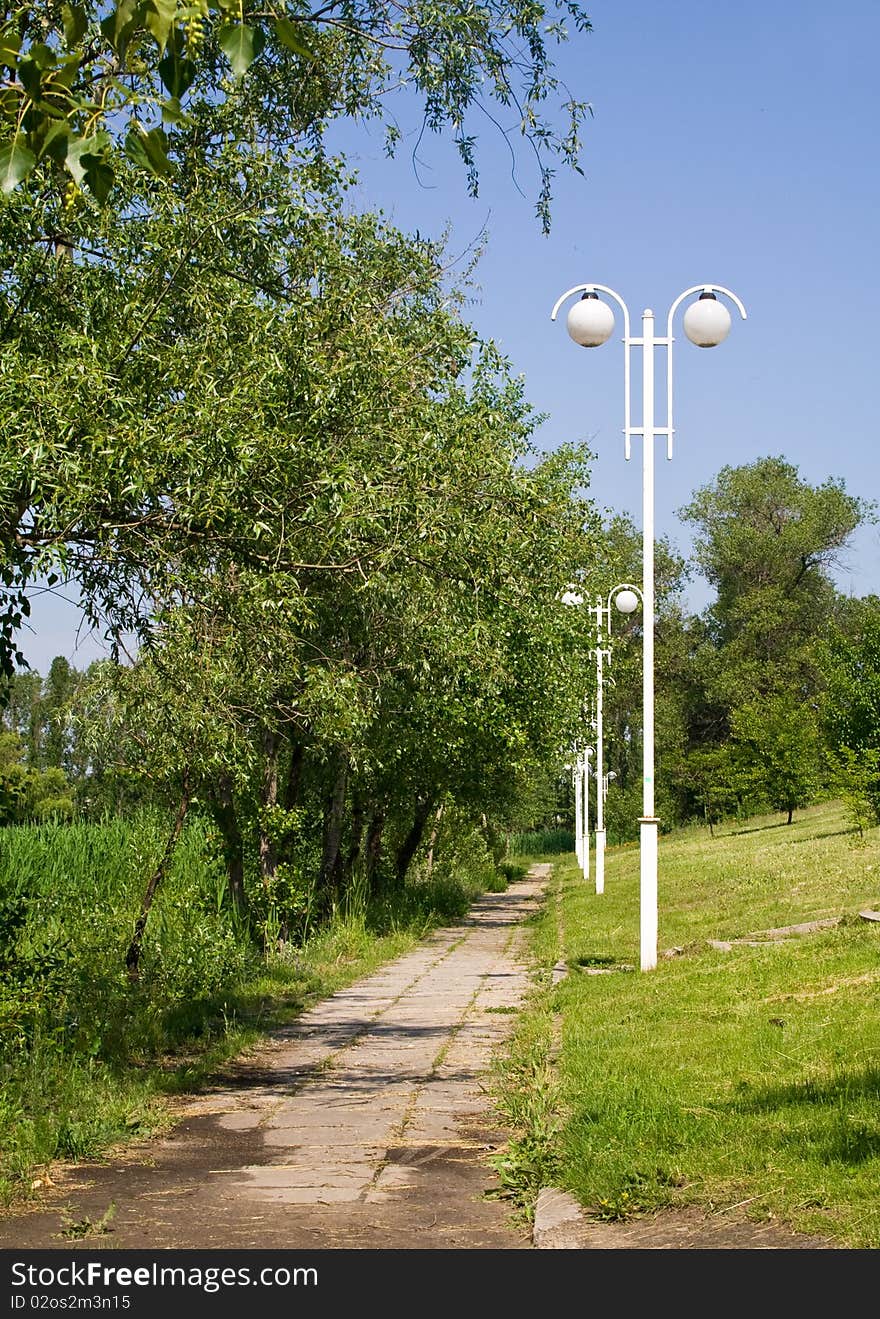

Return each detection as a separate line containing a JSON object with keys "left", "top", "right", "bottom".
{"left": 19, "top": 0, "right": 880, "bottom": 672}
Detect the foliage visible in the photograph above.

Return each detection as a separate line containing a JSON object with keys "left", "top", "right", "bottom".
{"left": 670, "top": 744, "right": 739, "bottom": 834}
{"left": 0, "top": 729, "right": 73, "bottom": 822}
{"left": 0, "top": 0, "right": 592, "bottom": 228}
{"left": 828, "top": 747, "right": 880, "bottom": 837}
{"left": 821, "top": 602, "right": 880, "bottom": 756}
{"left": 679, "top": 455, "right": 869, "bottom": 707}
{"left": 596, "top": 459, "right": 876, "bottom": 828}
{"left": 729, "top": 695, "right": 823, "bottom": 825}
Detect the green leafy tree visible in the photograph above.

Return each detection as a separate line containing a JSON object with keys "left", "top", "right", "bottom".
{"left": 0, "top": 728, "right": 74, "bottom": 822}
{"left": 667, "top": 457, "right": 870, "bottom": 825}
{"left": 0, "top": 667, "right": 41, "bottom": 761}
{"left": 679, "top": 456, "right": 869, "bottom": 710}
{"left": 820, "top": 600, "right": 880, "bottom": 828}
{"left": 729, "top": 695, "right": 822, "bottom": 825}
{"left": 821, "top": 602, "right": 880, "bottom": 754}
{"left": 0, "top": 0, "right": 596, "bottom": 687}
{"left": 41, "top": 655, "right": 76, "bottom": 770}
{"left": 43, "top": 166, "right": 604, "bottom": 956}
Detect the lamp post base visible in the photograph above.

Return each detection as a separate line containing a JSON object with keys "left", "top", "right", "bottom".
{"left": 638, "top": 817, "right": 660, "bottom": 971}
{"left": 594, "top": 828, "right": 606, "bottom": 895}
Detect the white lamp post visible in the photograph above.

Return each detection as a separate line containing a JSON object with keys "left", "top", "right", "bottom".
{"left": 591, "top": 583, "right": 642, "bottom": 895}
{"left": 571, "top": 743, "right": 593, "bottom": 879}
{"left": 561, "top": 584, "right": 595, "bottom": 881}
{"left": 573, "top": 750, "right": 583, "bottom": 871}
{"left": 551, "top": 283, "right": 746, "bottom": 970}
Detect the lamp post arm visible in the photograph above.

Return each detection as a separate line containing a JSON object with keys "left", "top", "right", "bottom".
{"left": 550, "top": 283, "right": 633, "bottom": 457}
{"left": 664, "top": 284, "right": 748, "bottom": 460}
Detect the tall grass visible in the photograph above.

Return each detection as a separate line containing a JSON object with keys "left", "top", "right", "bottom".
{"left": 507, "top": 829, "right": 574, "bottom": 856}
{"left": 494, "top": 801, "right": 880, "bottom": 1246}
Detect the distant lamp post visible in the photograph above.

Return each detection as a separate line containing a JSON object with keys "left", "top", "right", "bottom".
{"left": 551, "top": 282, "right": 746, "bottom": 970}
{"left": 561, "top": 584, "right": 595, "bottom": 880}
{"left": 603, "top": 771, "right": 617, "bottom": 834}
{"left": 591, "top": 583, "right": 643, "bottom": 895}
{"left": 573, "top": 745, "right": 593, "bottom": 879}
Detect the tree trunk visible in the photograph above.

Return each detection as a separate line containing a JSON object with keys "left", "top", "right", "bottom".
{"left": 282, "top": 740, "right": 304, "bottom": 810}
{"left": 259, "top": 726, "right": 280, "bottom": 889}
{"left": 395, "top": 795, "right": 435, "bottom": 888}
{"left": 364, "top": 810, "right": 386, "bottom": 888}
{"left": 212, "top": 773, "right": 247, "bottom": 912}
{"left": 344, "top": 797, "right": 365, "bottom": 884}
{"left": 319, "top": 758, "right": 349, "bottom": 896}
{"left": 125, "top": 772, "right": 191, "bottom": 982}
{"left": 787, "top": 805, "right": 794, "bottom": 825}
{"left": 425, "top": 802, "right": 445, "bottom": 876}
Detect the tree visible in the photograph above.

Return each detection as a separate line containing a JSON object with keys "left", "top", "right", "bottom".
{"left": 730, "top": 695, "right": 822, "bottom": 825}
{"left": 821, "top": 600, "right": 880, "bottom": 755}
{"left": 664, "top": 457, "right": 871, "bottom": 825}
{"left": 0, "top": 0, "right": 596, "bottom": 689}
{"left": 0, "top": 728, "right": 74, "bottom": 823}
{"left": 3, "top": 147, "right": 468, "bottom": 680}
{"left": 0, "top": 667, "right": 41, "bottom": 762}
{"left": 678, "top": 744, "right": 740, "bottom": 835}
{"left": 679, "top": 456, "right": 869, "bottom": 709}
{"left": 41, "top": 655, "right": 76, "bottom": 770}
{"left": 41, "top": 165, "right": 602, "bottom": 956}
{"left": 820, "top": 599, "right": 880, "bottom": 827}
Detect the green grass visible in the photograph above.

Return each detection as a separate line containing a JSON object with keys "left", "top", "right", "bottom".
{"left": 492, "top": 801, "right": 880, "bottom": 1246}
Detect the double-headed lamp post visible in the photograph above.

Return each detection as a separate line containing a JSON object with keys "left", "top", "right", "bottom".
{"left": 552, "top": 283, "right": 746, "bottom": 971}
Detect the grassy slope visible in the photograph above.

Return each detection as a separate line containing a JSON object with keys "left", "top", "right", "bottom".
{"left": 493, "top": 801, "right": 880, "bottom": 1247}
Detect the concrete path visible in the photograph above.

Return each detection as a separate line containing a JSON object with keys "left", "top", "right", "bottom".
{"left": 1, "top": 867, "right": 551, "bottom": 1250}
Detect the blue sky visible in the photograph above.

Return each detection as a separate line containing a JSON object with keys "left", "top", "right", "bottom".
{"left": 19, "top": 0, "right": 880, "bottom": 672}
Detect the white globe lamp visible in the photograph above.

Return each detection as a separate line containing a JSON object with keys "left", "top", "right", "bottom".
{"left": 566, "top": 292, "right": 615, "bottom": 348}
{"left": 683, "top": 291, "right": 731, "bottom": 348}
{"left": 614, "top": 589, "right": 640, "bottom": 615}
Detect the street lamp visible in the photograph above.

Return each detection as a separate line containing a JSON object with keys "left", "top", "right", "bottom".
{"left": 561, "top": 583, "right": 595, "bottom": 881}
{"left": 591, "top": 583, "right": 642, "bottom": 895}
{"left": 572, "top": 744, "right": 593, "bottom": 879}
{"left": 551, "top": 282, "right": 746, "bottom": 970}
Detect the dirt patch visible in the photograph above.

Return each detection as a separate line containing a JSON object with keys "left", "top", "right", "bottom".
{"left": 532, "top": 1188, "right": 837, "bottom": 1250}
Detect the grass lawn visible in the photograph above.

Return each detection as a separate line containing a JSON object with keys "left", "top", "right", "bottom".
{"left": 491, "top": 800, "right": 880, "bottom": 1247}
